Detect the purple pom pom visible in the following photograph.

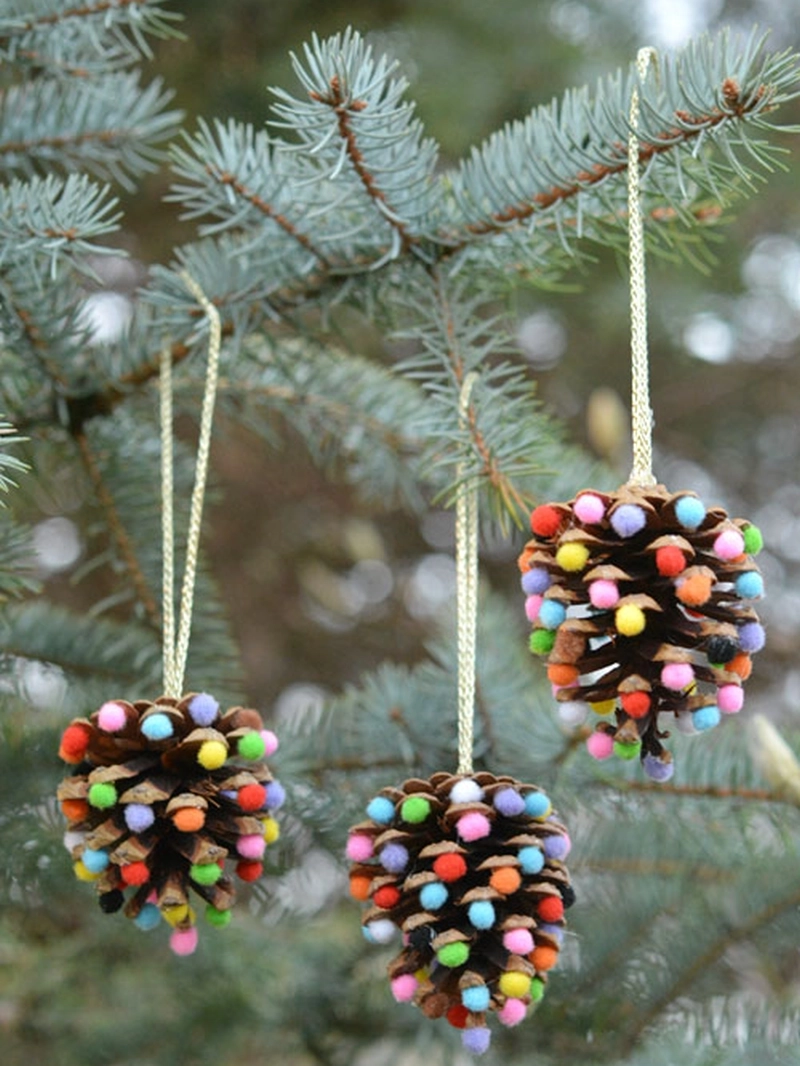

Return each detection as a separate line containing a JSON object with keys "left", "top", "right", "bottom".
{"left": 642, "top": 753, "right": 675, "bottom": 782}
{"left": 462, "top": 1028, "right": 492, "bottom": 1055}
{"left": 265, "top": 781, "right": 286, "bottom": 809}
{"left": 543, "top": 832, "right": 571, "bottom": 859}
{"left": 380, "top": 843, "right": 409, "bottom": 873}
{"left": 610, "top": 503, "right": 647, "bottom": 538}
{"left": 188, "top": 692, "right": 219, "bottom": 726}
{"left": 493, "top": 787, "right": 525, "bottom": 817}
{"left": 124, "top": 803, "right": 155, "bottom": 832}
{"left": 521, "top": 567, "right": 551, "bottom": 595}
{"left": 738, "top": 621, "right": 765, "bottom": 653}
{"left": 537, "top": 922, "right": 564, "bottom": 945}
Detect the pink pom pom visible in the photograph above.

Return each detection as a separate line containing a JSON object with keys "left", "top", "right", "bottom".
{"left": 574, "top": 493, "right": 605, "bottom": 525}
{"left": 503, "top": 928, "right": 534, "bottom": 955}
{"left": 714, "top": 528, "right": 745, "bottom": 560}
{"left": 236, "top": 833, "right": 267, "bottom": 859}
{"left": 661, "top": 662, "right": 695, "bottom": 690}
{"left": 586, "top": 731, "right": 614, "bottom": 760}
{"left": 345, "top": 833, "right": 374, "bottom": 861}
{"left": 524, "top": 595, "right": 543, "bottom": 622}
{"left": 457, "top": 812, "right": 492, "bottom": 842}
{"left": 170, "top": 926, "right": 199, "bottom": 956}
{"left": 146, "top": 890, "right": 158, "bottom": 903}
{"left": 97, "top": 701, "right": 127, "bottom": 732}
{"left": 498, "top": 998, "right": 527, "bottom": 1027}
{"left": 390, "top": 974, "right": 418, "bottom": 1002}
{"left": 589, "top": 579, "right": 619, "bottom": 609}
{"left": 717, "top": 683, "right": 744, "bottom": 714}
{"left": 260, "top": 729, "right": 279, "bottom": 756}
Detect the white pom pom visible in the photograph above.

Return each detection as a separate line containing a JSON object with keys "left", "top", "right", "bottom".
{"left": 674, "top": 711, "right": 698, "bottom": 736}
{"left": 450, "top": 778, "right": 484, "bottom": 804}
{"left": 557, "top": 701, "right": 590, "bottom": 729}
{"left": 365, "top": 918, "right": 397, "bottom": 944}
{"left": 63, "top": 829, "right": 86, "bottom": 852}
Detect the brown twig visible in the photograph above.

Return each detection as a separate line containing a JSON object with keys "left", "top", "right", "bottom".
{"left": 7, "top": 0, "right": 142, "bottom": 31}
{"left": 0, "top": 129, "right": 123, "bottom": 156}
{"left": 620, "top": 780, "right": 799, "bottom": 806}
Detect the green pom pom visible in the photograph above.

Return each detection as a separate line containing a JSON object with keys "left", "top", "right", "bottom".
{"left": 613, "top": 739, "right": 641, "bottom": 761}
{"left": 437, "top": 941, "right": 470, "bottom": 968}
{"left": 88, "top": 782, "right": 117, "bottom": 809}
{"left": 529, "top": 629, "right": 556, "bottom": 655}
{"left": 530, "top": 977, "right": 546, "bottom": 1002}
{"left": 237, "top": 731, "right": 266, "bottom": 760}
{"left": 743, "top": 524, "right": 763, "bottom": 555}
{"left": 190, "top": 862, "right": 223, "bottom": 886}
{"left": 205, "top": 904, "right": 232, "bottom": 928}
{"left": 400, "top": 796, "right": 431, "bottom": 824}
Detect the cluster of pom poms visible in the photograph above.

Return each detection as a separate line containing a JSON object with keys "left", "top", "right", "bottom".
{"left": 347, "top": 771, "right": 573, "bottom": 1055}
{"left": 519, "top": 484, "right": 765, "bottom": 780}
{"left": 57, "top": 693, "right": 282, "bottom": 954}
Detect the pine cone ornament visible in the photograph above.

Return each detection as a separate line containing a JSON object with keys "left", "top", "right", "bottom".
{"left": 347, "top": 771, "right": 573, "bottom": 1055}
{"left": 57, "top": 692, "right": 283, "bottom": 953}
{"left": 519, "top": 484, "right": 765, "bottom": 779}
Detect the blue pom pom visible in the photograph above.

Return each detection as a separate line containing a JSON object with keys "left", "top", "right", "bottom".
{"left": 81, "top": 848, "right": 109, "bottom": 874}
{"left": 124, "top": 803, "right": 155, "bottom": 832}
{"left": 521, "top": 567, "right": 551, "bottom": 595}
{"left": 141, "top": 713, "right": 173, "bottom": 741}
{"left": 419, "top": 881, "right": 448, "bottom": 910}
{"left": 366, "top": 796, "right": 395, "bottom": 824}
{"left": 610, "top": 503, "right": 647, "bottom": 538}
{"left": 188, "top": 692, "right": 220, "bottom": 726}
{"left": 134, "top": 903, "right": 161, "bottom": 931}
{"left": 738, "top": 621, "right": 765, "bottom": 653}
{"left": 518, "top": 845, "right": 545, "bottom": 875}
{"left": 675, "top": 495, "right": 706, "bottom": 530}
{"left": 735, "top": 572, "right": 764, "bottom": 599}
{"left": 462, "top": 1028, "right": 491, "bottom": 1055}
{"left": 467, "top": 900, "right": 496, "bottom": 929}
{"left": 538, "top": 599, "right": 566, "bottom": 629}
{"left": 692, "top": 705, "right": 721, "bottom": 732}
{"left": 462, "top": 985, "right": 491, "bottom": 1012}
{"left": 524, "top": 791, "right": 551, "bottom": 818}
{"left": 265, "top": 781, "right": 286, "bottom": 810}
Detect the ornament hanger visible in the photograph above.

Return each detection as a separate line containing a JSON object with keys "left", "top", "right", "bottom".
{"left": 456, "top": 371, "right": 479, "bottom": 776}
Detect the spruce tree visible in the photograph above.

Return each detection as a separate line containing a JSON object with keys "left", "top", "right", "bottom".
{"left": 2, "top": 3, "right": 800, "bottom": 1064}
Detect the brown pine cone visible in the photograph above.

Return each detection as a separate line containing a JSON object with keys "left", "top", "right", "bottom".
{"left": 347, "top": 771, "right": 573, "bottom": 1055}
{"left": 57, "top": 692, "right": 282, "bottom": 952}
{"left": 519, "top": 484, "right": 765, "bottom": 779}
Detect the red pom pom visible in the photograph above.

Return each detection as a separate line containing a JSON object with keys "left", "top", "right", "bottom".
{"left": 58, "top": 722, "right": 91, "bottom": 763}
{"left": 620, "top": 691, "right": 650, "bottom": 719}
{"left": 238, "top": 783, "right": 267, "bottom": 811}
{"left": 120, "top": 861, "right": 150, "bottom": 886}
{"left": 373, "top": 884, "right": 401, "bottom": 909}
{"left": 537, "top": 895, "right": 564, "bottom": 922}
{"left": 447, "top": 1004, "right": 470, "bottom": 1029}
{"left": 530, "top": 505, "right": 562, "bottom": 538}
{"left": 236, "top": 859, "right": 263, "bottom": 882}
{"left": 433, "top": 853, "right": 467, "bottom": 883}
{"left": 655, "top": 545, "right": 686, "bottom": 577}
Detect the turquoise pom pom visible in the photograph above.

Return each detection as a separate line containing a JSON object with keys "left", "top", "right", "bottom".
{"left": 467, "top": 900, "right": 496, "bottom": 929}
{"left": 518, "top": 845, "right": 545, "bottom": 874}
{"left": 133, "top": 903, "right": 161, "bottom": 931}
{"left": 419, "top": 881, "right": 448, "bottom": 910}
{"left": 675, "top": 495, "right": 706, "bottom": 530}
{"left": 462, "top": 984, "right": 491, "bottom": 1012}
{"left": 141, "top": 713, "right": 173, "bottom": 741}
{"left": 523, "top": 791, "right": 551, "bottom": 818}
{"left": 81, "top": 848, "right": 109, "bottom": 874}
{"left": 366, "top": 796, "right": 395, "bottom": 824}
{"left": 538, "top": 599, "right": 567, "bottom": 629}
{"left": 692, "top": 705, "right": 721, "bottom": 731}
{"left": 735, "top": 571, "right": 764, "bottom": 598}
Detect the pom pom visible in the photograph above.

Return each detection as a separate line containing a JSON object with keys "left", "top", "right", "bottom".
{"left": 364, "top": 918, "right": 396, "bottom": 944}
{"left": 98, "top": 889, "right": 124, "bottom": 913}
{"left": 437, "top": 941, "right": 470, "bottom": 968}
{"left": 739, "top": 622, "right": 765, "bottom": 653}
{"left": 59, "top": 722, "right": 91, "bottom": 763}
{"left": 141, "top": 713, "right": 174, "bottom": 741}
{"left": 538, "top": 599, "right": 567, "bottom": 628}
{"left": 489, "top": 866, "right": 522, "bottom": 895}
{"left": 262, "top": 816, "right": 280, "bottom": 844}
{"left": 349, "top": 874, "right": 371, "bottom": 901}
{"left": 613, "top": 738, "right": 641, "bottom": 760}
{"left": 265, "top": 780, "right": 286, "bottom": 809}
{"left": 450, "top": 778, "right": 484, "bottom": 804}
{"left": 467, "top": 900, "right": 496, "bottom": 929}
{"left": 457, "top": 812, "right": 492, "bottom": 842}
{"left": 391, "top": 974, "right": 418, "bottom": 1002}
{"left": 497, "top": 998, "right": 527, "bottom": 1027}
{"left": 574, "top": 493, "right": 605, "bottom": 524}
{"left": 531, "top": 505, "right": 562, "bottom": 538}
{"left": 374, "top": 884, "right": 402, "bottom": 909}
{"left": 537, "top": 895, "right": 564, "bottom": 922}
{"left": 97, "top": 701, "right": 127, "bottom": 732}
{"left": 401, "top": 796, "right": 431, "bottom": 824}
{"left": 190, "top": 862, "right": 222, "bottom": 886}
{"left": 237, "top": 731, "right": 266, "bottom": 760}
{"left": 238, "top": 783, "right": 267, "bottom": 811}
{"left": 675, "top": 495, "right": 706, "bottom": 530}
{"left": 557, "top": 700, "right": 589, "bottom": 728}
{"left": 717, "top": 683, "right": 744, "bottom": 714}
{"left": 524, "top": 791, "right": 551, "bottom": 818}
{"left": 447, "top": 1004, "right": 469, "bottom": 1028}
{"left": 620, "top": 690, "right": 650, "bottom": 718}
{"left": 236, "top": 834, "right": 266, "bottom": 859}
{"left": 529, "top": 629, "right": 556, "bottom": 654}
{"left": 555, "top": 542, "right": 589, "bottom": 572}
{"left": 642, "top": 753, "right": 675, "bottom": 782}
{"left": 120, "top": 861, "right": 150, "bottom": 886}
{"left": 236, "top": 859, "right": 263, "bottom": 882}
{"left": 433, "top": 852, "right": 468, "bottom": 882}
{"left": 590, "top": 699, "right": 616, "bottom": 716}
{"left": 260, "top": 729, "right": 279, "bottom": 756}
{"left": 610, "top": 504, "right": 646, "bottom": 538}
{"left": 615, "top": 604, "right": 646, "bottom": 636}
{"left": 73, "top": 859, "right": 99, "bottom": 882}
{"left": 692, "top": 705, "right": 721, "bottom": 732}
{"left": 736, "top": 571, "right": 764, "bottom": 599}
{"left": 660, "top": 662, "right": 694, "bottom": 691}
{"left": 493, "top": 787, "right": 525, "bottom": 817}
{"left": 706, "top": 635, "right": 738, "bottom": 664}
{"left": 531, "top": 945, "right": 559, "bottom": 971}
{"left": 81, "top": 848, "right": 109, "bottom": 874}
{"left": 172, "top": 806, "right": 205, "bottom": 832}
{"left": 61, "top": 798, "right": 89, "bottom": 822}
{"left": 462, "top": 984, "right": 491, "bottom": 1012}
{"left": 714, "top": 528, "right": 745, "bottom": 560}
{"left": 586, "top": 731, "right": 614, "bottom": 760}
{"left": 524, "top": 594, "right": 543, "bottom": 622}
{"left": 676, "top": 571, "right": 713, "bottom": 607}
{"left": 419, "top": 881, "right": 448, "bottom": 910}
{"left": 366, "top": 795, "right": 395, "bottom": 823}
{"left": 499, "top": 971, "right": 531, "bottom": 998}
{"left": 188, "top": 692, "right": 219, "bottom": 726}
{"left": 134, "top": 903, "right": 161, "bottom": 931}
{"left": 170, "top": 926, "right": 199, "bottom": 956}
{"left": 543, "top": 833, "right": 571, "bottom": 860}
{"left": 205, "top": 905, "right": 232, "bottom": 928}
{"left": 462, "top": 1028, "right": 491, "bottom": 1055}
{"left": 88, "top": 782, "right": 117, "bottom": 809}
{"left": 346, "top": 833, "right": 374, "bottom": 862}
{"left": 518, "top": 845, "right": 545, "bottom": 874}
{"left": 655, "top": 545, "right": 686, "bottom": 577}
{"left": 728, "top": 652, "right": 752, "bottom": 680}
{"left": 589, "top": 579, "right": 619, "bottom": 609}
{"left": 743, "top": 524, "right": 764, "bottom": 554}
{"left": 503, "top": 928, "right": 534, "bottom": 955}
{"left": 197, "top": 739, "right": 227, "bottom": 769}
{"left": 521, "top": 567, "right": 551, "bottom": 595}
{"left": 380, "top": 843, "right": 410, "bottom": 873}
{"left": 124, "top": 803, "right": 155, "bottom": 832}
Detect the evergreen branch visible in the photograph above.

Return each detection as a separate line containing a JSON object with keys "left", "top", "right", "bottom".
{"left": 0, "top": 417, "right": 28, "bottom": 500}
{"left": 618, "top": 779, "right": 798, "bottom": 806}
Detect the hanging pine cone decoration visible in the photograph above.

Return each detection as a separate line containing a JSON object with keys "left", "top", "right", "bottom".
{"left": 518, "top": 484, "right": 765, "bottom": 779}
{"left": 347, "top": 771, "right": 573, "bottom": 1055}
{"left": 57, "top": 692, "right": 283, "bottom": 954}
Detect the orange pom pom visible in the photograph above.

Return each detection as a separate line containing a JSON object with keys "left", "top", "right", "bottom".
{"left": 489, "top": 866, "right": 522, "bottom": 895}
{"left": 60, "top": 798, "right": 89, "bottom": 822}
{"left": 58, "top": 722, "right": 91, "bottom": 764}
{"left": 547, "top": 663, "right": 579, "bottom": 686}
{"left": 728, "top": 653, "right": 753, "bottom": 680}
{"left": 531, "top": 945, "right": 559, "bottom": 971}
{"left": 676, "top": 572, "right": 712, "bottom": 607}
{"left": 349, "top": 874, "right": 372, "bottom": 901}
{"left": 172, "top": 807, "right": 205, "bottom": 833}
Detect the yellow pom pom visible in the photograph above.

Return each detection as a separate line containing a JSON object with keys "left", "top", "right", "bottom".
{"left": 555, "top": 542, "right": 589, "bottom": 572}
{"left": 162, "top": 903, "right": 190, "bottom": 927}
{"left": 197, "top": 739, "right": 228, "bottom": 770}
{"left": 590, "top": 699, "right": 616, "bottom": 716}
{"left": 615, "top": 604, "right": 646, "bottom": 636}
{"left": 262, "top": 816, "right": 280, "bottom": 845}
{"left": 414, "top": 967, "right": 429, "bottom": 983}
{"left": 499, "top": 971, "right": 532, "bottom": 998}
{"left": 73, "top": 860, "right": 100, "bottom": 882}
